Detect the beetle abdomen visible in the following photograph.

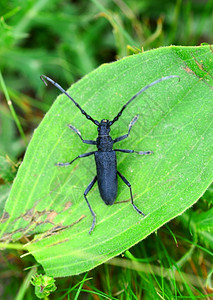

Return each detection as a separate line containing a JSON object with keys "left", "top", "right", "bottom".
{"left": 95, "top": 151, "right": 117, "bottom": 205}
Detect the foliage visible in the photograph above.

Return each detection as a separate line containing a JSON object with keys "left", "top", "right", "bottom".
{"left": 0, "top": 0, "right": 212, "bottom": 299}
{"left": 31, "top": 274, "right": 57, "bottom": 299}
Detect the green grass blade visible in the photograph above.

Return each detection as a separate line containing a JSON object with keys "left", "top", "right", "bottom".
{"left": 0, "top": 71, "right": 27, "bottom": 145}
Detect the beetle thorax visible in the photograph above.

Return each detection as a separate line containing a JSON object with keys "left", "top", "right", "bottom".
{"left": 96, "top": 119, "right": 113, "bottom": 151}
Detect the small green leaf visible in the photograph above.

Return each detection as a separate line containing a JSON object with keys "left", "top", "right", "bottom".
{"left": 31, "top": 273, "right": 57, "bottom": 299}
{"left": 0, "top": 45, "right": 212, "bottom": 277}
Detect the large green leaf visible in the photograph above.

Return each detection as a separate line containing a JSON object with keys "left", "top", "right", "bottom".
{"left": 0, "top": 45, "right": 212, "bottom": 277}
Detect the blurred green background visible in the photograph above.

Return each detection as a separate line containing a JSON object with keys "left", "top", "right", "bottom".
{"left": 0, "top": 0, "right": 212, "bottom": 299}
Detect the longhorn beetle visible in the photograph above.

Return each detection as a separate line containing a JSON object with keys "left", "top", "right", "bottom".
{"left": 41, "top": 74, "right": 179, "bottom": 233}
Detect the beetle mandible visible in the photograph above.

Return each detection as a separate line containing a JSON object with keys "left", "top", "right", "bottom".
{"left": 41, "top": 74, "right": 179, "bottom": 233}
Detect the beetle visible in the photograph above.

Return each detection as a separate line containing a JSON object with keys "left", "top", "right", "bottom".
{"left": 41, "top": 74, "right": 179, "bottom": 233}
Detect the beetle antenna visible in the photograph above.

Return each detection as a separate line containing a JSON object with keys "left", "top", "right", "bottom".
{"left": 40, "top": 75, "right": 100, "bottom": 126}
{"left": 109, "top": 75, "right": 180, "bottom": 126}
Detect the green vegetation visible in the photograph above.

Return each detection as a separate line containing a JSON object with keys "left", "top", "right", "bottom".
{"left": 0, "top": 0, "right": 212, "bottom": 299}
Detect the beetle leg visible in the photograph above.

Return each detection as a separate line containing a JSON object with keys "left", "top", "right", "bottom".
{"left": 84, "top": 176, "right": 97, "bottom": 234}
{"left": 56, "top": 151, "right": 96, "bottom": 166}
{"left": 117, "top": 171, "right": 145, "bottom": 216}
{"left": 115, "top": 149, "right": 153, "bottom": 155}
{"left": 113, "top": 115, "right": 139, "bottom": 143}
{"left": 68, "top": 124, "right": 96, "bottom": 145}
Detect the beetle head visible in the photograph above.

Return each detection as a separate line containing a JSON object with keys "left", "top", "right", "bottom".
{"left": 98, "top": 119, "right": 111, "bottom": 136}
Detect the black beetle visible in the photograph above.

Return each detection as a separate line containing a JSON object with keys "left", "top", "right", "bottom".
{"left": 41, "top": 74, "right": 179, "bottom": 233}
